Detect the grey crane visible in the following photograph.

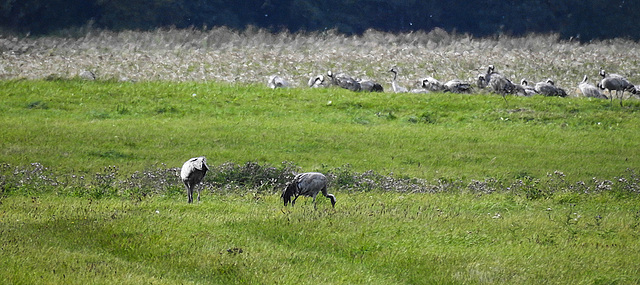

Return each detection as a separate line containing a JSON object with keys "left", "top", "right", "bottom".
{"left": 421, "top": 76, "right": 445, "bottom": 92}
{"left": 444, "top": 79, "right": 473, "bottom": 94}
{"left": 477, "top": 65, "right": 498, "bottom": 89}
{"left": 327, "top": 70, "right": 361, "bottom": 91}
{"left": 597, "top": 69, "right": 636, "bottom": 106}
{"left": 535, "top": 79, "right": 567, "bottom": 97}
{"left": 578, "top": 75, "right": 606, "bottom": 99}
{"left": 282, "top": 172, "right": 336, "bottom": 209}
{"left": 477, "top": 75, "right": 488, "bottom": 89}
{"left": 389, "top": 66, "right": 408, "bottom": 93}
{"left": 478, "top": 65, "right": 515, "bottom": 103}
{"left": 267, "top": 75, "right": 289, "bottom": 89}
{"left": 424, "top": 76, "right": 471, "bottom": 93}
{"left": 486, "top": 66, "right": 516, "bottom": 95}
{"left": 514, "top": 79, "right": 538, "bottom": 96}
{"left": 357, "top": 79, "right": 384, "bottom": 92}
{"left": 181, "top": 156, "right": 209, "bottom": 203}
{"left": 308, "top": 75, "right": 328, "bottom": 88}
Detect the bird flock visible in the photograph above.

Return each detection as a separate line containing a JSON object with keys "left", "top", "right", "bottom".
{"left": 183, "top": 66, "right": 638, "bottom": 204}
{"left": 269, "top": 65, "right": 638, "bottom": 106}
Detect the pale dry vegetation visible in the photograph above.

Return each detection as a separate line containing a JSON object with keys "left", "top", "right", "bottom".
{"left": 2, "top": 27, "right": 640, "bottom": 95}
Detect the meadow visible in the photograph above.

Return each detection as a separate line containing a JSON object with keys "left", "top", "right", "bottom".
{"left": 2, "top": 192, "right": 640, "bottom": 284}
{"left": 1, "top": 28, "right": 640, "bottom": 284}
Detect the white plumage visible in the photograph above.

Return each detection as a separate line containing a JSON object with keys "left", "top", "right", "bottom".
{"left": 281, "top": 172, "right": 336, "bottom": 209}
{"left": 181, "top": 156, "right": 209, "bottom": 203}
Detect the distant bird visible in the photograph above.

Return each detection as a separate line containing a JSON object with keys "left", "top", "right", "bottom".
{"left": 535, "top": 79, "right": 567, "bottom": 97}
{"left": 578, "top": 75, "right": 606, "bottom": 99}
{"left": 515, "top": 79, "right": 538, "bottom": 96}
{"left": 443, "top": 79, "right": 473, "bottom": 94}
{"left": 597, "top": 69, "right": 636, "bottom": 106}
{"left": 477, "top": 75, "right": 488, "bottom": 89}
{"left": 357, "top": 79, "right": 384, "bottom": 92}
{"left": 327, "top": 71, "right": 361, "bottom": 91}
{"left": 181, "top": 156, "right": 209, "bottom": 203}
{"left": 478, "top": 65, "right": 516, "bottom": 103}
{"left": 79, "top": 70, "right": 96, "bottom": 81}
{"left": 421, "top": 76, "right": 445, "bottom": 92}
{"left": 389, "top": 66, "right": 408, "bottom": 93}
{"left": 423, "top": 76, "right": 471, "bottom": 93}
{"left": 308, "top": 75, "right": 328, "bottom": 88}
{"left": 282, "top": 172, "right": 336, "bottom": 209}
{"left": 267, "top": 75, "right": 289, "bottom": 89}
{"left": 486, "top": 66, "right": 516, "bottom": 95}
{"left": 477, "top": 65, "right": 497, "bottom": 89}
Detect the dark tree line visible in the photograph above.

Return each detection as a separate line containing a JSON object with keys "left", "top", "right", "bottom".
{"left": 1, "top": 0, "right": 638, "bottom": 41}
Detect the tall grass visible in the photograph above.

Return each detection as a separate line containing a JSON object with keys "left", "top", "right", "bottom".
{"left": 2, "top": 27, "right": 640, "bottom": 93}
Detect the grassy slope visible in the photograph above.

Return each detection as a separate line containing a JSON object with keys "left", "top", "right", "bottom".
{"left": 1, "top": 193, "right": 639, "bottom": 284}
{"left": 1, "top": 79, "right": 639, "bottom": 181}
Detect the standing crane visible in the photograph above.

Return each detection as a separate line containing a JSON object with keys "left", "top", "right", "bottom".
{"left": 282, "top": 172, "right": 336, "bottom": 209}
{"left": 597, "top": 69, "right": 636, "bottom": 106}
{"left": 478, "top": 65, "right": 515, "bottom": 104}
{"left": 181, "top": 156, "right": 209, "bottom": 203}
{"left": 389, "top": 66, "right": 409, "bottom": 93}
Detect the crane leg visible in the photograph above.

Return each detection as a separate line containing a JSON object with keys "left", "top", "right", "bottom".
{"left": 619, "top": 90, "right": 624, "bottom": 107}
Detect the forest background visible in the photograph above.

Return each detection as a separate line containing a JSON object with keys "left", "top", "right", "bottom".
{"left": 1, "top": 0, "right": 638, "bottom": 41}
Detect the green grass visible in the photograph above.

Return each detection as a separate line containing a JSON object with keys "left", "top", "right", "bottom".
{"left": 1, "top": 79, "right": 640, "bottom": 284}
{"left": 1, "top": 79, "right": 639, "bottom": 181}
{"left": 1, "top": 192, "right": 639, "bottom": 284}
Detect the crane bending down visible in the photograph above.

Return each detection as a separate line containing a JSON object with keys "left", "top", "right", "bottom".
{"left": 282, "top": 172, "right": 336, "bottom": 209}
{"left": 181, "top": 156, "right": 209, "bottom": 203}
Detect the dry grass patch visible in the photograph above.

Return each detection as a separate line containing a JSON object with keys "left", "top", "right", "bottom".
{"left": 2, "top": 27, "right": 640, "bottom": 96}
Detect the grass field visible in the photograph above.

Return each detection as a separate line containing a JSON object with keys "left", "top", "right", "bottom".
{"left": 2, "top": 192, "right": 640, "bottom": 284}
{"left": 1, "top": 28, "right": 640, "bottom": 284}
{"left": 1, "top": 79, "right": 639, "bottom": 181}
